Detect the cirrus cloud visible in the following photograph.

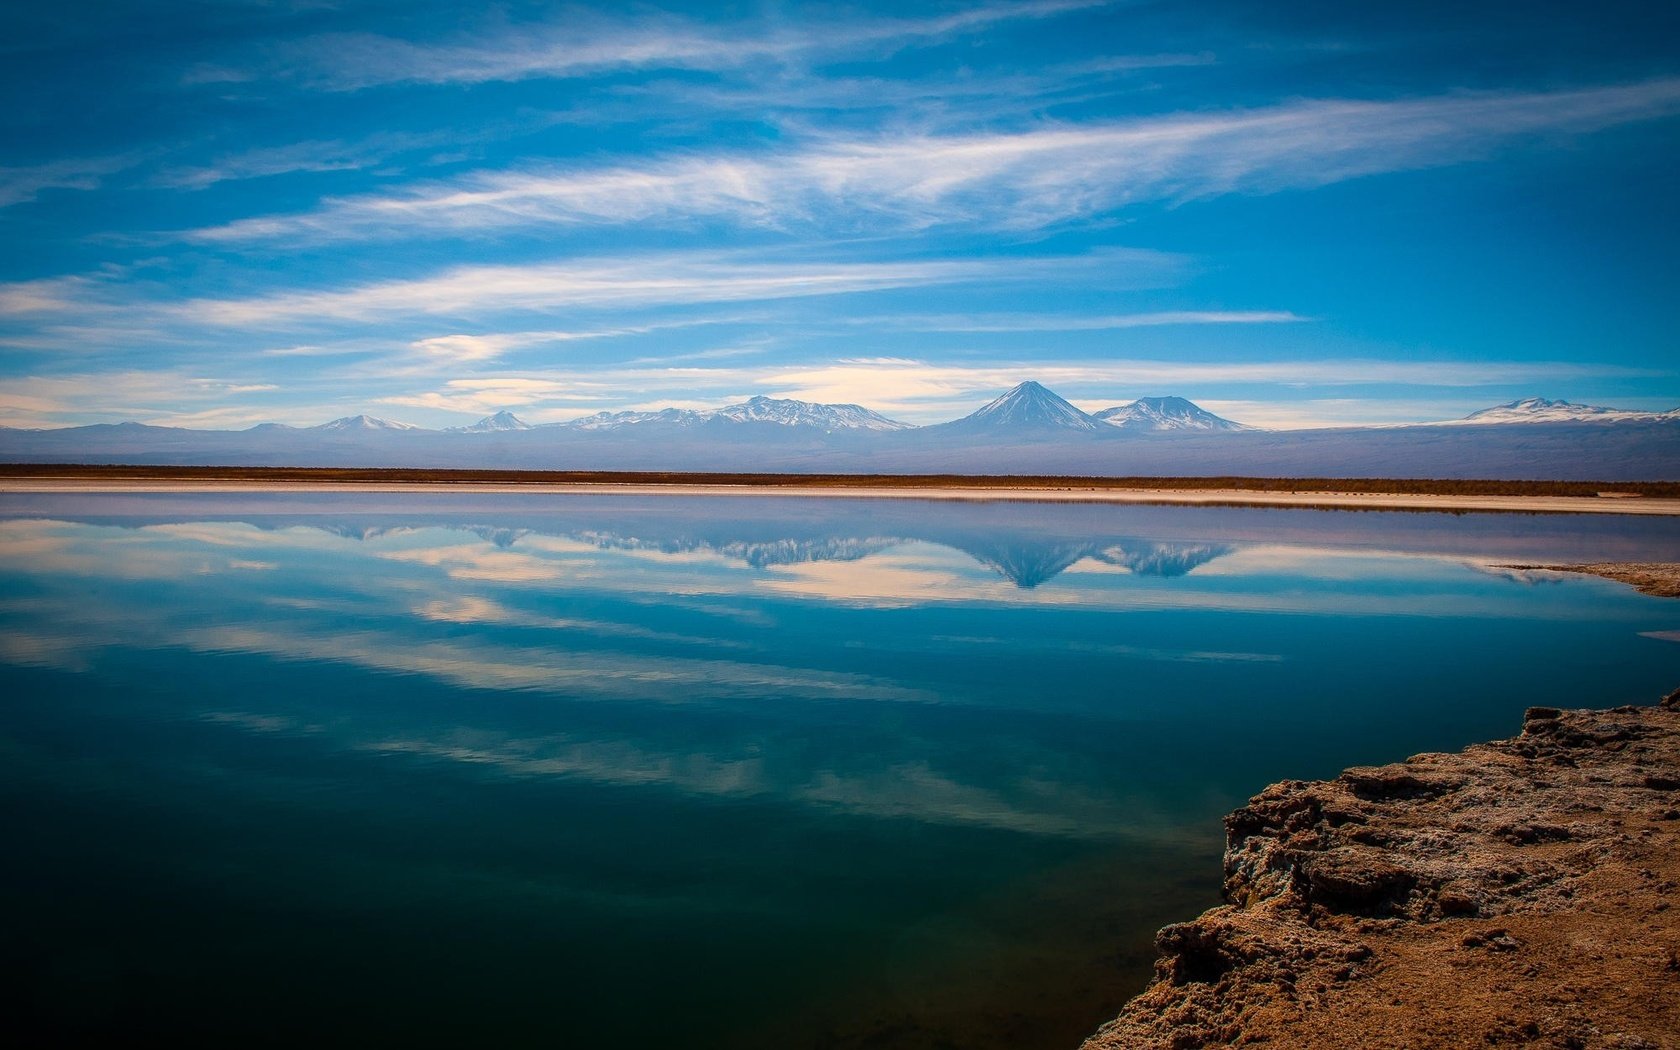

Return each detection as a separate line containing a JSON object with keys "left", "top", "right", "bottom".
{"left": 188, "top": 78, "right": 1680, "bottom": 244}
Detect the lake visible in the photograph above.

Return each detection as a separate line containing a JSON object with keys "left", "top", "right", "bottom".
{"left": 3, "top": 491, "right": 1677, "bottom": 1048}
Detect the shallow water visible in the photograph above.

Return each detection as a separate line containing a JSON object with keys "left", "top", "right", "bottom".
{"left": 2, "top": 493, "right": 1677, "bottom": 1048}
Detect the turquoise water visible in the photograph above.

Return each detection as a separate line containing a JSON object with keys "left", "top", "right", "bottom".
{"left": 3, "top": 493, "right": 1678, "bottom": 1048}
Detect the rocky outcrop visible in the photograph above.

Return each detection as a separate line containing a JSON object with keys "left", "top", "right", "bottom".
{"left": 1083, "top": 690, "right": 1680, "bottom": 1049}
{"left": 1496, "top": 562, "right": 1680, "bottom": 599}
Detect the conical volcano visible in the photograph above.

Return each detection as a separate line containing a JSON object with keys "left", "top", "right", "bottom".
{"left": 942, "top": 381, "right": 1103, "bottom": 432}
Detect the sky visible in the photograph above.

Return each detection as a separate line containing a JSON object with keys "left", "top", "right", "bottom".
{"left": 1, "top": 0, "right": 1677, "bottom": 431}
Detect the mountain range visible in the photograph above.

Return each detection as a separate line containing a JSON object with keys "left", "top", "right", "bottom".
{"left": 565, "top": 395, "right": 913, "bottom": 433}
{"left": 2, "top": 382, "right": 1675, "bottom": 480}
{"left": 495, "top": 385, "right": 1259, "bottom": 434}
{"left": 11, "top": 384, "right": 1674, "bottom": 438}
{"left": 1447, "top": 397, "right": 1680, "bottom": 426}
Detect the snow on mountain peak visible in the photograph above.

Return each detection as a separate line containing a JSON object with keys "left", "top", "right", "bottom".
{"left": 449, "top": 410, "right": 532, "bottom": 433}
{"left": 713, "top": 395, "right": 913, "bottom": 431}
{"left": 312, "top": 414, "right": 419, "bottom": 432}
{"left": 565, "top": 396, "right": 911, "bottom": 432}
{"left": 1451, "top": 398, "right": 1668, "bottom": 425}
{"left": 1094, "top": 396, "right": 1252, "bottom": 432}
{"left": 565, "top": 407, "right": 710, "bottom": 431}
{"left": 954, "top": 381, "right": 1102, "bottom": 431}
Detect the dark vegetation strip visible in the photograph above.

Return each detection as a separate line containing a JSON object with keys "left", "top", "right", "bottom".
{"left": 2, "top": 463, "right": 1677, "bottom": 498}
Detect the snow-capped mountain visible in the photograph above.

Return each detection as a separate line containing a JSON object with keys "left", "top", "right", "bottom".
{"left": 942, "top": 381, "right": 1103, "bottom": 432}
{"left": 449, "top": 410, "right": 532, "bottom": 433}
{"left": 565, "top": 396, "right": 910, "bottom": 432}
{"left": 565, "top": 408, "right": 710, "bottom": 431}
{"left": 1093, "top": 541, "right": 1234, "bottom": 577}
{"left": 1447, "top": 397, "right": 1675, "bottom": 425}
{"left": 1094, "top": 396, "right": 1253, "bottom": 432}
{"left": 311, "top": 414, "right": 420, "bottom": 432}
{"left": 712, "top": 396, "right": 913, "bottom": 432}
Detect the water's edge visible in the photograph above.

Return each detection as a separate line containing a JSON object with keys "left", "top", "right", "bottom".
{"left": 1084, "top": 687, "right": 1680, "bottom": 1048}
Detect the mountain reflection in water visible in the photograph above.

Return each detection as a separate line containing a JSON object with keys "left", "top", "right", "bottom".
{"left": 2, "top": 492, "right": 1678, "bottom": 1050}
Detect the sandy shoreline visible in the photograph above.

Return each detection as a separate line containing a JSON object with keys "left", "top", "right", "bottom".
{"left": 5, "top": 477, "right": 1680, "bottom": 515}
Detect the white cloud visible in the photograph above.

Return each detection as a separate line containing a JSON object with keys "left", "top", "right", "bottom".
{"left": 168, "top": 253, "right": 1062, "bottom": 327}
{"left": 189, "top": 78, "right": 1680, "bottom": 243}
{"left": 0, "top": 371, "right": 318, "bottom": 429}
{"left": 259, "top": 341, "right": 384, "bottom": 358}
{"left": 153, "top": 136, "right": 420, "bottom": 191}
{"left": 143, "top": 404, "right": 281, "bottom": 429}
{"left": 623, "top": 344, "right": 772, "bottom": 366}
{"left": 284, "top": 1, "right": 1109, "bottom": 90}
{"left": 1185, "top": 398, "right": 1485, "bottom": 430}
{"left": 377, "top": 377, "right": 597, "bottom": 415}
{"left": 411, "top": 333, "right": 561, "bottom": 363}
{"left": 863, "top": 310, "right": 1309, "bottom": 332}
{"left": 617, "top": 52, "right": 1215, "bottom": 129}
{"left": 379, "top": 543, "right": 574, "bottom": 583}
{"left": 0, "top": 154, "right": 141, "bottom": 209}
{"left": 0, "top": 276, "right": 97, "bottom": 316}
{"left": 407, "top": 317, "right": 731, "bottom": 363}
{"left": 411, "top": 595, "right": 747, "bottom": 648}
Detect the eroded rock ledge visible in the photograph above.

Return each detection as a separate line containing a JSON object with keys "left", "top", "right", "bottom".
{"left": 1083, "top": 690, "right": 1680, "bottom": 1050}
{"left": 1495, "top": 563, "right": 1680, "bottom": 599}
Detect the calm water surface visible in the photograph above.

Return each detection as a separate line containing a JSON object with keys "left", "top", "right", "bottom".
{"left": 3, "top": 493, "right": 1678, "bottom": 1048}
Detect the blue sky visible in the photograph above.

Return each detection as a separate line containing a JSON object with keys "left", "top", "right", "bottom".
{"left": 1, "top": 0, "right": 1677, "bottom": 429}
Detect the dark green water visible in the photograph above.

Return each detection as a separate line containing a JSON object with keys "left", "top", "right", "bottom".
{"left": 2, "top": 493, "right": 1677, "bottom": 1048}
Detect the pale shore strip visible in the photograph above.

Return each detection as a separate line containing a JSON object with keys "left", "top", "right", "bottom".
{"left": 4, "top": 477, "right": 1680, "bottom": 515}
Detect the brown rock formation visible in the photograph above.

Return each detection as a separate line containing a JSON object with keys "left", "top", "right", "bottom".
{"left": 1497, "top": 563, "right": 1680, "bottom": 599}
{"left": 1083, "top": 689, "right": 1680, "bottom": 1049}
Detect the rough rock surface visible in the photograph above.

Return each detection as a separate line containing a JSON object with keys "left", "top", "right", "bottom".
{"left": 1497, "top": 562, "right": 1680, "bottom": 599}
{"left": 1082, "top": 690, "right": 1680, "bottom": 1049}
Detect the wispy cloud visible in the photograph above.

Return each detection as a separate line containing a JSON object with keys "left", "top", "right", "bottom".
{"left": 0, "top": 371, "right": 289, "bottom": 428}
{"left": 406, "top": 317, "right": 731, "bottom": 364}
{"left": 281, "top": 1, "right": 1110, "bottom": 90}
{"left": 1187, "top": 399, "right": 1500, "bottom": 430}
{"left": 0, "top": 276, "right": 96, "bottom": 316}
{"left": 617, "top": 52, "right": 1214, "bottom": 128}
{"left": 0, "top": 154, "right": 141, "bottom": 209}
{"left": 168, "top": 252, "right": 1108, "bottom": 327}
{"left": 858, "top": 310, "right": 1309, "bottom": 332}
{"left": 152, "top": 135, "right": 434, "bottom": 191}
{"left": 377, "top": 377, "right": 595, "bottom": 416}
{"left": 187, "top": 78, "right": 1680, "bottom": 244}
